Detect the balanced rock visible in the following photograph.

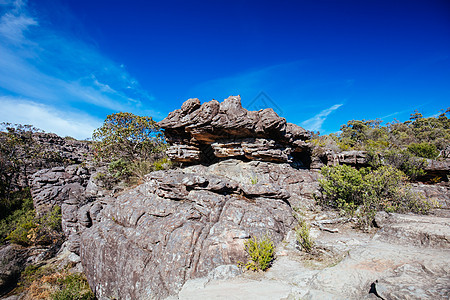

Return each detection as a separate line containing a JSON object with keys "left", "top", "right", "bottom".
{"left": 158, "top": 96, "right": 311, "bottom": 166}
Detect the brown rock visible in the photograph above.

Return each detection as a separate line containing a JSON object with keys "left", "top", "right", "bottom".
{"left": 158, "top": 96, "right": 312, "bottom": 166}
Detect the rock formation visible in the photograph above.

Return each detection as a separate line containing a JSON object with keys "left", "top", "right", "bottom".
{"left": 158, "top": 96, "right": 311, "bottom": 166}
{"left": 80, "top": 160, "right": 319, "bottom": 299}
{"left": 4, "top": 96, "right": 449, "bottom": 299}
{"left": 29, "top": 163, "right": 111, "bottom": 255}
{"left": 77, "top": 96, "right": 450, "bottom": 299}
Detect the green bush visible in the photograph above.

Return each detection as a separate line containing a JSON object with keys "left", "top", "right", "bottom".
{"left": 6, "top": 210, "right": 37, "bottom": 246}
{"left": 239, "top": 235, "right": 275, "bottom": 271}
{"left": 295, "top": 219, "right": 314, "bottom": 252}
{"left": 108, "top": 158, "right": 132, "bottom": 180}
{"left": 383, "top": 149, "right": 427, "bottom": 180}
{"left": 319, "top": 164, "right": 365, "bottom": 212}
{"left": 92, "top": 112, "right": 165, "bottom": 163}
{"left": 319, "top": 165, "right": 431, "bottom": 228}
{"left": 2, "top": 203, "right": 62, "bottom": 246}
{"left": 407, "top": 142, "right": 439, "bottom": 159}
{"left": 152, "top": 157, "right": 172, "bottom": 171}
{"left": 0, "top": 190, "right": 34, "bottom": 244}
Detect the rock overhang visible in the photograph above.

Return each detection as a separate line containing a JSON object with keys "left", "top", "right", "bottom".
{"left": 158, "top": 95, "right": 312, "bottom": 166}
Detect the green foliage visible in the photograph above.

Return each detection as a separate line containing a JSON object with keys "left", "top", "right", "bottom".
{"left": 1, "top": 197, "right": 62, "bottom": 246}
{"left": 108, "top": 158, "right": 132, "bottom": 180}
{"left": 239, "top": 235, "right": 275, "bottom": 271}
{"left": 315, "top": 109, "right": 449, "bottom": 170}
{"left": 407, "top": 142, "right": 439, "bottom": 159}
{"left": 19, "top": 264, "right": 57, "bottom": 289}
{"left": 51, "top": 273, "right": 95, "bottom": 300}
{"left": 382, "top": 149, "right": 427, "bottom": 180}
{"left": 0, "top": 189, "right": 34, "bottom": 244}
{"left": 295, "top": 219, "right": 314, "bottom": 252}
{"left": 250, "top": 175, "right": 258, "bottom": 185}
{"left": 151, "top": 157, "right": 172, "bottom": 171}
{"left": 319, "top": 165, "right": 432, "bottom": 228}
{"left": 92, "top": 112, "right": 165, "bottom": 163}
{"left": 5, "top": 209, "right": 37, "bottom": 246}
{"left": 0, "top": 123, "right": 40, "bottom": 203}
{"left": 319, "top": 164, "right": 365, "bottom": 212}
{"left": 92, "top": 112, "right": 171, "bottom": 186}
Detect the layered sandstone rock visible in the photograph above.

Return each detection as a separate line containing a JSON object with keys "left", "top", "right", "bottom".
{"left": 30, "top": 164, "right": 109, "bottom": 254}
{"left": 158, "top": 96, "right": 311, "bottom": 166}
{"left": 80, "top": 160, "right": 320, "bottom": 299}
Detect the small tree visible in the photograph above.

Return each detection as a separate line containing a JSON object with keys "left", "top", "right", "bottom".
{"left": 92, "top": 112, "right": 165, "bottom": 163}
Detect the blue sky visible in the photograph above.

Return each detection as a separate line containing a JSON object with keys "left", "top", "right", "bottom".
{"left": 0, "top": 0, "right": 449, "bottom": 139}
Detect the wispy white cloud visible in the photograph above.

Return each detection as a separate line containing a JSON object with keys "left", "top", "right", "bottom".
{"left": 0, "top": 96, "right": 101, "bottom": 139}
{"left": 301, "top": 103, "right": 343, "bottom": 133}
{"left": 0, "top": 0, "right": 158, "bottom": 135}
{"left": 0, "top": 11, "right": 36, "bottom": 43}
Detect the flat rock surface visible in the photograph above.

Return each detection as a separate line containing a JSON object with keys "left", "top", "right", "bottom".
{"left": 175, "top": 211, "right": 450, "bottom": 300}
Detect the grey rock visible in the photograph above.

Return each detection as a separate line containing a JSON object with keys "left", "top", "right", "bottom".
{"left": 80, "top": 161, "right": 297, "bottom": 299}
{"left": 411, "top": 182, "right": 450, "bottom": 209}
{"left": 373, "top": 212, "right": 450, "bottom": 248}
{"left": 0, "top": 245, "right": 26, "bottom": 295}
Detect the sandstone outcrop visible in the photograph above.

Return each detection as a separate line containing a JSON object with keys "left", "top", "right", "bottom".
{"left": 30, "top": 164, "right": 109, "bottom": 254}
{"left": 79, "top": 160, "right": 322, "bottom": 299}
{"left": 158, "top": 96, "right": 311, "bottom": 166}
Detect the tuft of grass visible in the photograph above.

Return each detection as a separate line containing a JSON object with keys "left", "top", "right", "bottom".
{"left": 238, "top": 234, "right": 275, "bottom": 271}
{"left": 250, "top": 175, "right": 258, "bottom": 185}
{"left": 295, "top": 219, "right": 314, "bottom": 253}
{"left": 51, "top": 272, "right": 95, "bottom": 300}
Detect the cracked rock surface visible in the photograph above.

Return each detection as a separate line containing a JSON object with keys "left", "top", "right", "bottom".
{"left": 80, "top": 160, "right": 311, "bottom": 299}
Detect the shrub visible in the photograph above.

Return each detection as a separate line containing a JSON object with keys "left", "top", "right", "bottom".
{"left": 319, "top": 165, "right": 431, "bottom": 228}
{"left": 0, "top": 189, "right": 34, "bottom": 244}
{"left": 319, "top": 164, "right": 365, "bottom": 212}
{"left": 3, "top": 204, "right": 62, "bottom": 246}
{"left": 383, "top": 149, "right": 427, "bottom": 180}
{"left": 152, "top": 157, "right": 173, "bottom": 171}
{"left": 6, "top": 210, "right": 37, "bottom": 246}
{"left": 407, "top": 142, "right": 439, "bottom": 159}
{"left": 92, "top": 112, "right": 165, "bottom": 163}
{"left": 108, "top": 158, "right": 132, "bottom": 180}
{"left": 239, "top": 235, "right": 275, "bottom": 271}
{"left": 19, "top": 269, "right": 94, "bottom": 300}
{"left": 295, "top": 219, "right": 314, "bottom": 252}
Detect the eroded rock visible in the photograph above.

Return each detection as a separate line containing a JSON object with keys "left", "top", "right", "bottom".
{"left": 158, "top": 96, "right": 311, "bottom": 165}
{"left": 80, "top": 161, "right": 300, "bottom": 299}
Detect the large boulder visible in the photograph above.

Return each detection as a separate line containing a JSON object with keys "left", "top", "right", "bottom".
{"left": 79, "top": 160, "right": 315, "bottom": 299}
{"left": 158, "top": 96, "right": 312, "bottom": 166}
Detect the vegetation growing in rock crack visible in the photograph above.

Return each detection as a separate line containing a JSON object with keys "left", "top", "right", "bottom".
{"left": 295, "top": 218, "right": 314, "bottom": 252}
{"left": 238, "top": 234, "right": 275, "bottom": 271}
